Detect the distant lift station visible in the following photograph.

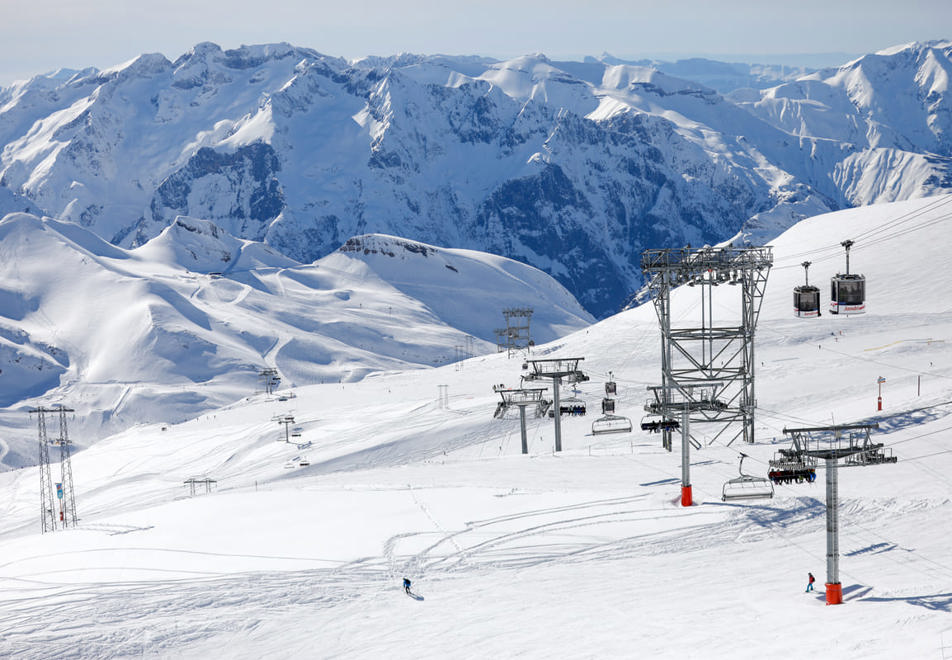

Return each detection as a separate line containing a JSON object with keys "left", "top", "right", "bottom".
{"left": 793, "top": 261, "right": 821, "bottom": 318}
{"left": 640, "top": 245, "right": 773, "bottom": 449}
{"left": 830, "top": 240, "right": 866, "bottom": 315}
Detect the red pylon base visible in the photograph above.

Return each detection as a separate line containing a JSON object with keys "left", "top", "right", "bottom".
{"left": 681, "top": 485, "right": 692, "bottom": 507}
{"left": 825, "top": 582, "right": 843, "bottom": 605}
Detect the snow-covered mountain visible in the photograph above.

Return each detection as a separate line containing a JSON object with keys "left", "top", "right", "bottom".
{"left": 0, "top": 214, "right": 591, "bottom": 467}
{"left": 1, "top": 41, "right": 951, "bottom": 317}
{"left": 0, "top": 195, "right": 950, "bottom": 659}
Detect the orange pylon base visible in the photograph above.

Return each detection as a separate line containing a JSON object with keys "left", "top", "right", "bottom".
{"left": 825, "top": 582, "right": 843, "bottom": 605}
{"left": 681, "top": 485, "right": 692, "bottom": 507}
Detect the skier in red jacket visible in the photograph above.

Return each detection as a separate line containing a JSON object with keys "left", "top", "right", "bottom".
{"left": 806, "top": 572, "right": 815, "bottom": 592}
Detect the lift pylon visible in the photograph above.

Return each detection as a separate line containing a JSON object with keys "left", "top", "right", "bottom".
{"left": 493, "top": 386, "right": 548, "bottom": 454}
{"left": 522, "top": 358, "right": 588, "bottom": 452}
{"left": 780, "top": 423, "right": 896, "bottom": 605}
{"left": 644, "top": 384, "right": 724, "bottom": 506}
{"left": 641, "top": 245, "right": 773, "bottom": 448}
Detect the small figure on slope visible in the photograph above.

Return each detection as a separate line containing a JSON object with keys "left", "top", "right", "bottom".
{"left": 806, "top": 572, "right": 815, "bottom": 592}
{"left": 403, "top": 577, "right": 412, "bottom": 595}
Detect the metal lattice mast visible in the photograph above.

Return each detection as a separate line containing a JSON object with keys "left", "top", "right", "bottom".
{"left": 34, "top": 408, "right": 57, "bottom": 533}
{"left": 57, "top": 406, "right": 78, "bottom": 528}
{"left": 501, "top": 308, "right": 533, "bottom": 358}
{"left": 782, "top": 423, "right": 896, "bottom": 605}
{"left": 640, "top": 246, "right": 773, "bottom": 449}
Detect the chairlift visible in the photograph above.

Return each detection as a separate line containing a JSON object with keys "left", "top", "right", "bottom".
{"left": 830, "top": 240, "right": 865, "bottom": 315}
{"left": 721, "top": 453, "right": 775, "bottom": 502}
{"left": 794, "top": 261, "right": 820, "bottom": 318}
{"left": 640, "top": 417, "right": 680, "bottom": 433}
{"left": 592, "top": 398, "right": 632, "bottom": 434}
{"left": 549, "top": 387, "right": 587, "bottom": 417}
{"left": 767, "top": 453, "right": 817, "bottom": 485}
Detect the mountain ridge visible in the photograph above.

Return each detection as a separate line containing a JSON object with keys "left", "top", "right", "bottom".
{"left": 1, "top": 40, "right": 951, "bottom": 316}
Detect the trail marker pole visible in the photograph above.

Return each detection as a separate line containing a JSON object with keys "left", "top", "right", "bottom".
{"left": 877, "top": 376, "right": 885, "bottom": 411}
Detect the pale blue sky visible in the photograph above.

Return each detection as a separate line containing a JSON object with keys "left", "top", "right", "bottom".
{"left": 2, "top": 0, "right": 950, "bottom": 85}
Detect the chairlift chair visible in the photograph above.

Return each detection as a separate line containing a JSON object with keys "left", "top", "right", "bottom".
{"left": 591, "top": 397, "right": 633, "bottom": 434}
{"left": 767, "top": 452, "right": 817, "bottom": 485}
{"left": 794, "top": 261, "right": 820, "bottom": 318}
{"left": 830, "top": 240, "right": 866, "bottom": 315}
{"left": 640, "top": 417, "right": 680, "bottom": 433}
{"left": 549, "top": 395, "right": 587, "bottom": 417}
{"left": 721, "top": 454, "right": 775, "bottom": 502}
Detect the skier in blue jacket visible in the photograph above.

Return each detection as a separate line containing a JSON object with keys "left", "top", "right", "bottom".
{"left": 403, "top": 577, "right": 412, "bottom": 594}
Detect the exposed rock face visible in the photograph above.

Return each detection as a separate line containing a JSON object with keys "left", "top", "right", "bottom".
{"left": 2, "top": 41, "right": 951, "bottom": 317}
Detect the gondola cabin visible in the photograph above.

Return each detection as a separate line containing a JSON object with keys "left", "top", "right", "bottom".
{"left": 794, "top": 261, "right": 820, "bottom": 318}
{"left": 830, "top": 274, "right": 866, "bottom": 315}
{"left": 794, "top": 286, "right": 821, "bottom": 317}
{"left": 830, "top": 240, "right": 865, "bottom": 315}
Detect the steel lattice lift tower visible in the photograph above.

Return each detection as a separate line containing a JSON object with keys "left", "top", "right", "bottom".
{"left": 779, "top": 424, "right": 896, "bottom": 605}
{"left": 32, "top": 405, "right": 78, "bottom": 532}
{"left": 495, "top": 308, "right": 533, "bottom": 357}
{"left": 640, "top": 246, "right": 773, "bottom": 450}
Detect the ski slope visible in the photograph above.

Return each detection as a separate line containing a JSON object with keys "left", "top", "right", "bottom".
{"left": 1, "top": 195, "right": 952, "bottom": 658}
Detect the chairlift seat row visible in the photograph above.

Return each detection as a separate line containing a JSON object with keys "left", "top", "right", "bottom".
{"left": 591, "top": 414, "right": 633, "bottom": 435}
{"left": 767, "top": 468, "right": 817, "bottom": 485}
{"left": 640, "top": 419, "right": 680, "bottom": 433}
{"left": 721, "top": 454, "right": 774, "bottom": 502}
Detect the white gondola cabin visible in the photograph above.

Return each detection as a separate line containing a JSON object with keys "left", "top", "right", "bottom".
{"left": 830, "top": 240, "right": 865, "bottom": 315}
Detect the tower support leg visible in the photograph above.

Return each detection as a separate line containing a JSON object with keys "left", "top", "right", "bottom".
{"left": 681, "top": 410, "right": 692, "bottom": 506}
{"left": 519, "top": 405, "right": 528, "bottom": 455}
{"left": 825, "top": 456, "right": 842, "bottom": 605}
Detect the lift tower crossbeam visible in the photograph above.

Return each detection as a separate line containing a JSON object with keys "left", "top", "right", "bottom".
{"left": 641, "top": 245, "right": 773, "bottom": 450}
{"left": 782, "top": 423, "right": 896, "bottom": 605}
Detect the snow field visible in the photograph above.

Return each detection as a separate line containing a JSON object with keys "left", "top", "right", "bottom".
{"left": 1, "top": 195, "right": 952, "bottom": 657}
